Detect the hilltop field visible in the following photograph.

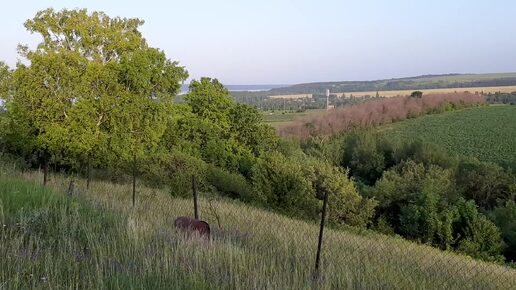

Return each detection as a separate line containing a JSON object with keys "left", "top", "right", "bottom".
{"left": 378, "top": 105, "right": 516, "bottom": 170}
{"left": 1, "top": 168, "right": 515, "bottom": 289}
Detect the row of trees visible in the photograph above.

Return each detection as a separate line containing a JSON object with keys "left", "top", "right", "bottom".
{"left": 0, "top": 9, "right": 369, "bottom": 231}
{"left": 230, "top": 93, "right": 382, "bottom": 111}
{"left": 485, "top": 92, "right": 516, "bottom": 105}
{"left": 0, "top": 9, "right": 275, "bottom": 203}
{"left": 279, "top": 92, "right": 485, "bottom": 137}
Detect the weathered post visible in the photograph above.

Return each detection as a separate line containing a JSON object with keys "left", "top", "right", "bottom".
{"left": 314, "top": 190, "right": 329, "bottom": 280}
{"left": 192, "top": 175, "right": 199, "bottom": 219}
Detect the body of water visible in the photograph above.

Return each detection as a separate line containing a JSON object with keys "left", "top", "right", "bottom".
{"left": 180, "top": 84, "right": 288, "bottom": 94}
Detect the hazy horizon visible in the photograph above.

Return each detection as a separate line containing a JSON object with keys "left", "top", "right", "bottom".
{"left": 2, "top": 0, "right": 516, "bottom": 85}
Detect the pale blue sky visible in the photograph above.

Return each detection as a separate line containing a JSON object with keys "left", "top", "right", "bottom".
{"left": 1, "top": 0, "right": 515, "bottom": 84}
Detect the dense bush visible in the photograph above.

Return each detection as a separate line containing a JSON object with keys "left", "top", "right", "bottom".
{"left": 490, "top": 201, "right": 516, "bottom": 261}
{"left": 341, "top": 133, "right": 393, "bottom": 185}
{"left": 251, "top": 152, "right": 376, "bottom": 226}
{"left": 139, "top": 151, "right": 209, "bottom": 197}
{"left": 393, "top": 140, "right": 454, "bottom": 169}
{"left": 313, "top": 162, "right": 377, "bottom": 227}
{"left": 251, "top": 152, "right": 318, "bottom": 216}
{"left": 368, "top": 160, "right": 505, "bottom": 262}
{"left": 455, "top": 159, "right": 515, "bottom": 209}
{"left": 206, "top": 165, "right": 255, "bottom": 200}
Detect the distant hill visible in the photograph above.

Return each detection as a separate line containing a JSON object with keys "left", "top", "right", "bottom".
{"left": 265, "top": 73, "right": 516, "bottom": 95}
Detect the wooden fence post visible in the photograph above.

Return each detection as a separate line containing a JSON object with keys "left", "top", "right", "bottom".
{"left": 314, "top": 190, "right": 329, "bottom": 280}
{"left": 192, "top": 175, "right": 199, "bottom": 220}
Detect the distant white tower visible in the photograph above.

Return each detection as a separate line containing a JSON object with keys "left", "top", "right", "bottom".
{"left": 326, "top": 89, "right": 330, "bottom": 110}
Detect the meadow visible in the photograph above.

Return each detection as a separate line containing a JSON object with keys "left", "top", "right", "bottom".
{"left": 378, "top": 105, "right": 516, "bottom": 170}
{"left": 262, "top": 109, "right": 326, "bottom": 128}
{"left": 1, "top": 166, "right": 516, "bottom": 289}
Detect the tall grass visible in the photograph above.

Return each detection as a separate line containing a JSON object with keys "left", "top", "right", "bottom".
{"left": 1, "top": 168, "right": 515, "bottom": 289}
{"left": 279, "top": 93, "right": 485, "bottom": 138}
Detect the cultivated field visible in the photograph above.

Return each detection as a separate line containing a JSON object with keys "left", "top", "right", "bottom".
{"left": 335, "top": 85, "right": 516, "bottom": 98}
{"left": 2, "top": 167, "right": 516, "bottom": 289}
{"left": 268, "top": 85, "right": 516, "bottom": 99}
{"left": 378, "top": 105, "right": 516, "bottom": 169}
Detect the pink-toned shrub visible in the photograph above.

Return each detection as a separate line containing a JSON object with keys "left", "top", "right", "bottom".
{"left": 279, "top": 93, "right": 485, "bottom": 138}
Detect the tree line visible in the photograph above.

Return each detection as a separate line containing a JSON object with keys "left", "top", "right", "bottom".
{"left": 279, "top": 92, "right": 485, "bottom": 138}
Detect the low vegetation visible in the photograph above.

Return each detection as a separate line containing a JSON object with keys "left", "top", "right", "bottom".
{"left": 1, "top": 168, "right": 515, "bottom": 289}
{"left": 1, "top": 8, "right": 515, "bottom": 289}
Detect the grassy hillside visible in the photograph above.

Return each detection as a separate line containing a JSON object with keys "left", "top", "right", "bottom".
{"left": 378, "top": 105, "right": 516, "bottom": 170}
{"left": 1, "top": 167, "right": 515, "bottom": 289}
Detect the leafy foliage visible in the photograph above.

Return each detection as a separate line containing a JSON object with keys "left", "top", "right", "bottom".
{"left": 367, "top": 160, "right": 506, "bottom": 262}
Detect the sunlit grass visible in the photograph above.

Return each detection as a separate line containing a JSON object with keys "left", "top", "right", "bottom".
{"left": 1, "top": 166, "right": 515, "bottom": 289}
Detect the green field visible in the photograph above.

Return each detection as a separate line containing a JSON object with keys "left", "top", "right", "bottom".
{"left": 263, "top": 109, "right": 326, "bottom": 128}
{"left": 2, "top": 167, "right": 515, "bottom": 289}
{"left": 378, "top": 105, "right": 516, "bottom": 169}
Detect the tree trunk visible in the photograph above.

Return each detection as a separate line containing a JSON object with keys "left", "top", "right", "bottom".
{"left": 132, "top": 155, "right": 137, "bottom": 207}
{"left": 67, "top": 175, "right": 75, "bottom": 196}
{"left": 86, "top": 154, "right": 91, "bottom": 190}
{"left": 43, "top": 159, "right": 49, "bottom": 186}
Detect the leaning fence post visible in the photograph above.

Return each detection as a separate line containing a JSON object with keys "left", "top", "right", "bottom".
{"left": 314, "top": 190, "right": 329, "bottom": 280}
{"left": 192, "top": 175, "right": 199, "bottom": 219}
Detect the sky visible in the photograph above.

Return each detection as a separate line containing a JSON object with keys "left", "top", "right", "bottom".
{"left": 1, "top": 0, "right": 516, "bottom": 85}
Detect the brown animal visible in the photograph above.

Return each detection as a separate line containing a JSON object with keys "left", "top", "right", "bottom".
{"left": 174, "top": 216, "right": 211, "bottom": 237}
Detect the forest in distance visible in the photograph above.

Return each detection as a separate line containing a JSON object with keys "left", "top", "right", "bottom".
{"left": 1, "top": 7, "right": 516, "bottom": 290}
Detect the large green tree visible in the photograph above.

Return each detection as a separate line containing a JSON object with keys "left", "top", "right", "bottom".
{"left": 7, "top": 8, "right": 188, "bottom": 192}
{"left": 0, "top": 61, "right": 9, "bottom": 100}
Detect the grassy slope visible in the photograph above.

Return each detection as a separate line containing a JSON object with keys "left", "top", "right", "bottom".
{"left": 378, "top": 105, "right": 516, "bottom": 169}
{"left": 1, "top": 167, "right": 516, "bottom": 289}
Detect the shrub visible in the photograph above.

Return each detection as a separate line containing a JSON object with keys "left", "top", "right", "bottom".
{"left": 139, "top": 151, "right": 208, "bottom": 197}
{"left": 314, "top": 162, "right": 377, "bottom": 227}
{"left": 393, "top": 140, "right": 454, "bottom": 169}
{"left": 369, "top": 161, "right": 506, "bottom": 261}
{"left": 251, "top": 152, "right": 317, "bottom": 216}
{"left": 341, "top": 132, "right": 391, "bottom": 185}
{"left": 206, "top": 165, "right": 255, "bottom": 200}
{"left": 455, "top": 200, "right": 505, "bottom": 263}
{"left": 251, "top": 152, "right": 376, "bottom": 227}
{"left": 490, "top": 201, "right": 516, "bottom": 261}
{"left": 455, "top": 159, "right": 515, "bottom": 209}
